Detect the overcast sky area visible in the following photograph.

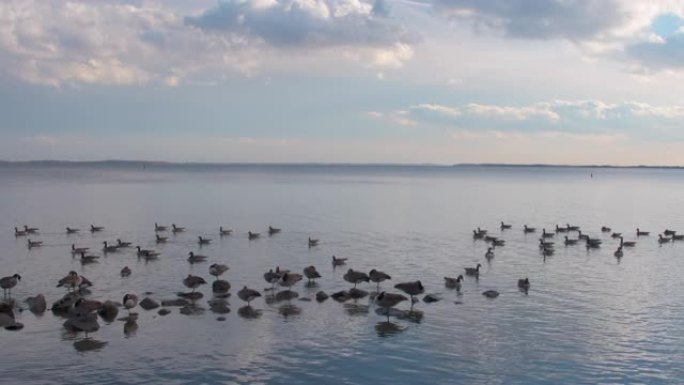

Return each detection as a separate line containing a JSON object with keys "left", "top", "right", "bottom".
{"left": 3, "top": 0, "right": 684, "bottom": 164}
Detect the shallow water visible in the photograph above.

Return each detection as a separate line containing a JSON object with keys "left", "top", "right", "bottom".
{"left": 2, "top": 163, "right": 684, "bottom": 384}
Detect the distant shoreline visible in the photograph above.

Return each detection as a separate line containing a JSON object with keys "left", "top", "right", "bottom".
{"left": 0, "top": 160, "right": 682, "bottom": 170}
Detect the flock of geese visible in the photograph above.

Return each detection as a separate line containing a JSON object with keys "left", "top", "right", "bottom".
{"left": 0, "top": 220, "right": 677, "bottom": 346}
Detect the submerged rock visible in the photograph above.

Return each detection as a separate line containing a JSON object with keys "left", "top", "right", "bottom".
{"left": 315, "top": 291, "right": 329, "bottom": 302}
{"left": 139, "top": 297, "right": 160, "bottom": 310}
{"left": 26, "top": 294, "right": 47, "bottom": 314}
{"left": 349, "top": 288, "right": 368, "bottom": 299}
{"left": 423, "top": 294, "right": 441, "bottom": 303}
{"left": 212, "top": 280, "right": 231, "bottom": 294}
{"left": 161, "top": 299, "right": 190, "bottom": 307}
{"left": 482, "top": 290, "right": 500, "bottom": 299}
{"left": 177, "top": 292, "right": 204, "bottom": 301}
{"left": 331, "top": 290, "right": 351, "bottom": 302}
{"left": 158, "top": 308, "right": 171, "bottom": 316}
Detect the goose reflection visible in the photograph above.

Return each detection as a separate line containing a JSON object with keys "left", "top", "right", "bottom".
{"left": 238, "top": 305, "right": 262, "bottom": 319}
{"left": 278, "top": 303, "right": 302, "bottom": 318}
{"left": 73, "top": 338, "right": 108, "bottom": 353}
{"left": 375, "top": 321, "right": 406, "bottom": 337}
{"left": 124, "top": 319, "right": 138, "bottom": 337}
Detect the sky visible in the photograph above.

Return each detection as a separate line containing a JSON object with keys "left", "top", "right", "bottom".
{"left": 3, "top": 1, "right": 684, "bottom": 165}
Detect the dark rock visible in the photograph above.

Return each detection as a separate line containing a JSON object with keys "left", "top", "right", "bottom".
{"left": 212, "top": 280, "right": 231, "bottom": 294}
{"left": 177, "top": 292, "right": 204, "bottom": 301}
{"left": 158, "top": 308, "right": 171, "bottom": 316}
{"left": 349, "top": 288, "right": 368, "bottom": 299}
{"left": 423, "top": 294, "right": 441, "bottom": 303}
{"left": 4, "top": 322, "right": 23, "bottom": 331}
{"left": 315, "top": 291, "right": 329, "bottom": 302}
{"left": 139, "top": 297, "right": 160, "bottom": 310}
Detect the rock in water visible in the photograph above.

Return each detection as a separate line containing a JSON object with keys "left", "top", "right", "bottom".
{"left": 423, "top": 294, "right": 441, "bottom": 303}
{"left": 212, "top": 280, "right": 231, "bottom": 294}
{"left": 158, "top": 308, "right": 171, "bottom": 316}
{"left": 161, "top": 299, "right": 190, "bottom": 307}
{"left": 26, "top": 294, "right": 47, "bottom": 314}
{"left": 139, "top": 297, "right": 160, "bottom": 310}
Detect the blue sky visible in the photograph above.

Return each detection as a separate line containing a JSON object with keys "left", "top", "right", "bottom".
{"left": 2, "top": 0, "right": 684, "bottom": 165}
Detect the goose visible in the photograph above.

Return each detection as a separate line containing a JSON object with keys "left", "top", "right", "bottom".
{"left": 541, "top": 228, "right": 554, "bottom": 238}
{"left": 27, "top": 239, "right": 43, "bottom": 248}
{"left": 237, "top": 286, "right": 262, "bottom": 305}
{"left": 122, "top": 294, "right": 138, "bottom": 315}
{"left": 219, "top": 227, "right": 232, "bottom": 236}
{"left": 523, "top": 225, "right": 536, "bottom": 233}
{"left": 614, "top": 246, "right": 624, "bottom": 258}
{"left": 482, "top": 290, "right": 500, "bottom": 298}
{"left": 71, "top": 244, "right": 89, "bottom": 254}
{"left": 136, "top": 246, "right": 154, "bottom": 257}
{"left": 369, "top": 269, "right": 391, "bottom": 291}
{"left": 24, "top": 225, "right": 39, "bottom": 234}
{"left": 541, "top": 247, "right": 555, "bottom": 256}
{"left": 585, "top": 240, "right": 601, "bottom": 249}
{"left": 517, "top": 278, "right": 531, "bottom": 290}
{"left": 187, "top": 252, "right": 207, "bottom": 264}
{"left": 198, "top": 236, "right": 212, "bottom": 245}
{"left": 172, "top": 224, "right": 185, "bottom": 233}
{"left": 491, "top": 238, "right": 505, "bottom": 247}
{"left": 658, "top": 234, "right": 672, "bottom": 244}
{"left": 154, "top": 222, "right": 167, "bottom": 232}
{"left": 673, "top": 234, "right": 684, "bottom": 241}
{"left": 477, "top": 227, "right": 488, "bottom": 234}
{"left": 578, "top": 230, "right": 589, "bottom": 241}
{"left": 66, "top": 227, "right": 80, "bottom": 234}
{"left": 500, "top": 221, "right": 512, "bottom": 230}
{"left": 375, "top": 292, "right": 408, "bottom": 322}
{"left": 444, "top": 275, "right": 463, "bottom": 292}
{"left": 485, "top": 247, "right": 494, "bottom": 260}
{"left": 394, "top": 281, "right": 425, "bottom": 302}
{"left": 465, "top": 264, "right": 482, "bottom": 276}
{"left": 566, "top": 224, "right": 580, "bottom": 231}
{"left": 102, "top": 241, "right": 119, "bottom": 253}
{"left": 183, "top": 274, "right": 207, "bottom": 292}
{"left": 209, "top": 263, "right": 229, "bottom": 279}
{"left": 120, "top": 266, "right": 132, "bottom": 277}
{"left": 155, "top": 234, "right": 167, "bottom": 243}
{"left": 539, "top": 239, "right": 554, "bottom": 248}
{"left": 636, "top": 228, "right": 650, "bottom": 236}
{"left": 79, "top": 252, "right": 99, "bottom": 265}
{"left": 57, "top": 271, "right": 82, "bottom": 292}
{"left": 308, "top": 237, "right": 319, "bottom": 247}
{"left": 303, "top": 266, "right": 321, "bottom": 283}
{"left": 664, "top": 229, "right": 676, "bottom": 236}
{"left": 332, "top": 255, "right": 347, "bottom": 266}
{"left": 0, "top": 274, "right": 21, "bottom": 296}
{"left": 268, "top": 226, "right": 281, "bottom": 235}
{"left": 472, "top": 230, "right": 485, "bottom": 239}
{"left": 14, "top": 227, "right": 27, "bottom": 237}
{"left": 564, "top": 236, "right": 578, "bottom": 246}
{"left": 601, "top": 226, "right": 611, "bottom": 233}
{"left": 620, "top": 237, "right": 636, "bottom": 247}
{"left": 343, "top": 269, "right": 370, "bottom": 288}
{"left": 264, "top": 269, "right": 281, "bottom": 289}
{"left": 555, "top": 225, "right": 568, "bottom": 233}
{"left": 90, "top": 225, "right": 104, "bottom": 233}
{"left": 610, "top": 232, "right": 621, "bottom": 239}
{"left": 280, "top": 272, "right": 303, "bottom": 291}
{"left": 116, "top": 239, "right": 132, "bottom": 248}
{"left": 248, "top": 231, "right": 260, "bottom": 240}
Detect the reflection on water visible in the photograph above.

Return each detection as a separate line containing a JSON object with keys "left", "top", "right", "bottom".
{"left": 3, "top": 163, "right": 684, "bottom": 384}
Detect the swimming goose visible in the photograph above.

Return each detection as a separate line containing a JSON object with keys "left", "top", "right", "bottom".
{"left": 541, "top": 228, "right": 554, "bottom": 238}
{"left": 332, "top": 255, "right": 347, "bottom": 266}
{"left": 369, "top": 269, "right": 391, "bottom": 291}
{"left": 79, "top": 252, "right": 100, "bottom": 265}
{"left": 172, "top": 224, "right": 185, "bottom": 233}
{"left": 248, "top": 231, "right": 260, "bottom": 240}
{"left": 523, "top": 225, "right": 536, "bottom": 233}
{"left": 308, "top": 237, "right": 319, "bottom": 247}
{"left": 500, "top": 221, "right": 512, "bottom": 230}
{"left": 658, "top": 234, "right": 672, "bottom": 244}
{"left": 611, "top": 232, "right": 622, "bottom": 239}
{"left": 375, "top": 292, "right": 408, "bottom": 322}
{"left": 237, "top": 286, "right": 262, "bottom": 305}
{"left": 154, "top": 222, "right": 167, "bottom": 232}
{"left": 664, "top": 229, "right": 676, "bottom": 236}
{"left": 27, "top": 239, "right": 43, "bottom": 248}
{"left": 136, "top": 246, "right": 154, "bottom": 257}
{"left": 444, "top": 275, "right": 463, "bottom": 292}
{"left": 24, "top": 225, "right": 39, "bottom": 234}
{"left": 555, "top": 225, "right": 568, "bottom": 233}
{"left": 343, "top": 269, "right": 370, "bottom": 288}
{"left": 394, "top": 281, "right": 425, "bottom": 302}
{"left": 473, "top": 230, "right": 485, "bottom": 239}
{"left": 187, "top": 252, "right": 207, "bottom": 264}
{"left": 601, "top": 226, "right": 611, "bottom": 233}
{"left": 183, "top": 274, "right": 207, "bottom": 292}
{"left": 71, "top": 244, "right": 89, "bottom": 254}
{"left": 577, "top": 230, "right": 589, "bottom": 241}
{"left": 90, "top": 225, "right": 104, "bottom": 233}
{"left": 517, "top": 278, "right": 531, "bottom": 290}
{"left": 122, "top": 294, "right": 138, "bottom": 314}
{"left": 0, "top": 274, "right": 21, "bottom": 296}
{"left": 155, "top": 234, "right": 167, "bottom": 243}
{"left": 620, "top": 237, "right": 636, "bottom": 247}
{"left": 485, "top": 247, "right": 494, "bottom": 260}
{"left": 477, "top": 227, "right": 487, "bottom": 234}
{"left": 57, "top": 271, "right": 82, "bottom": 292}
{"left": 102, "top": 241, "right": 119, "bottom": 253}
{"left": 464, "top": 264, "right": 482, "bottom": 276}
{"left": 117, "top": 239, "right": 132, "bottom": 248}
{"left": 279, "top": 272, "right": 303, "bottom": 291}
{"left": 14, "top": 227, "right": 27, "bottom": 237}
{"left": 491, "top": 238, "right": 505, "bottom": 247}
{"left": 198, "top": 236, "right": 212, "bottom": 245}
{"left": 539, "top": 239, "right": 554, "bottom": 248}
{"left": 614, "top": 246, "right": 624, "bottom": 258}
{"left": 303, "top": 266, "right": 321, "bottom": 283}
{"left": 66, "top": 227, "right": 80, "bottom": 234}
{"left": 219, "top": 227, "right": 232, "bottom": 236}
{"left": 636, "top": 228, "right": 650, "bottom": 236}
{"left": 209, "top": 263, "right": 229, "bottom": 279}
{"left": 566, "top": 224, "right": 580, "bottom": 231}
{"left": 564, "top": 236, "right": 578, "bottom": 246}
{"left": 673, "top": 234, "right": 684, "bottom": 241}
{"left": 268, "top": 226, "right": 281, "bottom": 235}
{"left": 120, "top": 266, "right": 132, "bottom": 277}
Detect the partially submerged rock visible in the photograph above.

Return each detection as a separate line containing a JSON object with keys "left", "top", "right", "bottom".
{"left": 139, "top": 297, "right": 160, "bottom": 311}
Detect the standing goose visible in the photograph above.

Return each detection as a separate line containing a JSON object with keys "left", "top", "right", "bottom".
{"left": 187, "top": 252, "right": 207, "bottom": 264}
{"left": 154, "top": 223, "right": 167, "bottom": 232}
{"left": 263, "top": 269, "right": 281, "bottom": 290}
{"left": 636, "top": 228, "right": 650, "bottom": 236}
{"left": 209, "top": 264, "right": 229, "bottom": 279}
{"left": 72, "top": 244, "right": 89, "bottom": 254}
{"left": 375, "top": 292, "right": 408, "bottom": 322}
{"left": 369, "top": 269, "right": 391, "bottom": 291}
{"left": 219, "top": 227, "right": 232, "bottom": 236}
{"left": 268, "top": 226, "right": 281, "bottom": 235}
{"left": 14, "top": 227, "right": 27, "bottom": 237}
{"left": 303, "top": 266, "right": 321, "bottom": 284}
{"left": 66, "top": 227, "right": 80, "bottom": 234}
{"left": 523, "top": 225, "right": 536, "bottom": 233}
{"left": 90, "top": 225, "right": 104, "bottom": 233}
{"left": 248, "top": 231, "right": 260, "bottom": 240}
{"left": 394, "top": 281, "right": 425, "bottom": 303}
{"left": 57, "top": 271, "right": 82, "bottom": 292}
{"left": 332, "top": 255, "right": 347, "bottom": 266}
{"left": 27, "top": 239, "right": 43, "bottom": 248}
{"left": 237, "top": 286, "right": 262, "bottom": 305}
{"left": 172, "top": 224, "right": 185, "bottom": 233}
{"left": 444, "top": 275, "right": 463, "bottom": 292}
{"left": 198, "top": 236, "right": 212, "bottom": 245}
{"left": 24, "top": 225, "right": 39, "bottom": 234}
{"left": 500, "top": 221, "right": 512, "bottom": 230}
{"left": 183, "top": 275, "right": 207, "bottom": 292}
{"left": 465, "top": 264, "right": 482, "bottom": 277}
{"left": 343, "top": 269, "right": 370, "bottom": 288}
{"left": 0, "top": 274, "right": 21, "bottom": 296}
{"left": 279, "top": 272, "right": 303, "bottom": 291}
{"left": 620, "top": 237, "right": 636, "bottom": 247}
{"left": 122, "top": 294, "right": 138, "bottom": 315}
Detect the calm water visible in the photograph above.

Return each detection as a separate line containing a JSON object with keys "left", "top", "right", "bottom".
{"left": 2, "top": 163, "right": 684, "bottom": 384}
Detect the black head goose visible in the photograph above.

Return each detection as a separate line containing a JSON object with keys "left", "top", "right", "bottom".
{"left": 155, "top": 234, "right": 167, "bottom": 243}
{"left": 198, "top": 236, "right": 212, "bottom": 245}
{"left": 658, "top": 234, "right": 672, "bottom": 244}
{"left": 578, "top": 230, "right": 589, "bottom": 240}
{"left": 332, "top": 255, "right": 347, "bottom": 266}
{"left": 71, "top": 244, "right": 89, "bottom": 254}
{"left": 248, "top": 231, "right": 260, "bottom": 240}
{"left": 0, "top": 274, "right": 21, "bottom": 296}
{"left": 343, "top": 269, "right": 370, "bottom": 288}
{"left": 375, "top": 291, "right": 408, "bottom": 322}
{"left": 268, "top": 226, "right": 281, "bottom": 235}
{"left": 566, "top": 223, "right": 580, "bottom": 231}
{"left": 564, "top": 236, "right": 578, "bottom": 246}
{"left": 477, "top": 227, "right": 488, "bottom": 234}
{"left": 264, "top": 269, "right": 280, "bottom": 289}
{"left": 209, "top": 263, "right": 229, "bottom": 279}
{"left": 154, "top": 223, "right": 167, "bottom": 232}
{"left": 614, "top": 246, "right": 624, "bottom": 258}
{"left": 303, "top": 266, "right": 321, "bottom": 283}
{"left": 79, "top": 252, "right": 100, "bottom": 265}
{"left": 394, "top": 281, "right": 425, "bottom": 302}
{"left": 664, "top": 229, "right": 676, "bottom": 236}
{"left": 464, "top": 264, "right": 482, "bottom": 276}
{"left": 237, "top": 286, "right": 261, "bottom": 305}
{"left": 555, "top": 225, "right": 568, "bottom": 233}
{"left": 620, "top": 237, "right": 636, "bottom": 247}
{"left": 90, "top": 225, "right": 104, "bottom": 232}
{"left": 66, "top": 227, "right": 80, "bottom": 234}
{"left": 500, "top": 221, "right": 512, "bottom": 230}
{"left": 485, "top": 247, "right": 494, "bottom": 260}
{"left": 27, "top": 239, "right": 43, "bottom": 248}
{"left": 308, "top": 237, "right": 319, "bottom": 247}
{"left": 172, "top": 224, "right": 185, "bottom": 233}
{"left": 219, "top": 227, "right": 232, "bottom": 236}
{"left": 102, "top": 241, "right": 119, "bottom": 253}
{"left": 187, "top": 252, "right": 207, "bottom": 264}
{"left": 444, "top": 275, "right": 463, "bottom": 291}
{"left": 120, "top": 266, "right": 132, "bottom": 277}
{"left": 636, "top": 228, "right": 649, "bottom": 236}
{"left": 473, "top": 230, "right": 485, "bottom": 239}
{"left": 117, "top": 239, "right": 132, "bottom": 248}
{"left": 24, "top": 225, "right": 39, "bottom": 234}
{"left": 523, "top": 225, "right": 536, "bottom": 233}
{"left": 280, "top": 272, "right": 303, "bottom": 291}
{"left": 539, "top": 239, "right": 554, "bottom": 248}
{"left": 601, "top": 226, "right": 611, "bottom": 233}
{"left": 57, "top": 271, "right": 81, "bottom": 292}
{"left": 14, "top": 227, "right": 27, "bottom": 237}
{"left": 517, "top": 278, "right": 530, "bottom": 290}
{"left": 611, "top": 232, "right": 622, "bottom": 239}
{"left": 541, "top": 228, "right": 554, "bottom": 238}
{"left": 183, "top": 274, "right": 207, "bottom": 292}
{"left": 369, "top": 269, "right": 391, "bottom": 291}
{"left": 122, "top": 294, "right": 138, "bottom": 314}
